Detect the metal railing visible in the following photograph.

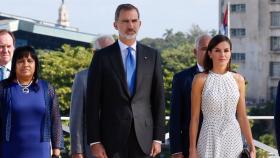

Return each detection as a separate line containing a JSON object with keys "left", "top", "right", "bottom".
{"left": 61, "top": 116, "right": 280, "bottom": 157}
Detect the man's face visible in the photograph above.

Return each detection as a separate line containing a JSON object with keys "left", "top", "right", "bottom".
{"left": 195, "top": 37, "right": 211, "bottom": 66}
{"left": 0, "top": 33, "right": 14, "bottom": 65}
{"left": 114, "top": 9, "right": 141, "bottom": 41}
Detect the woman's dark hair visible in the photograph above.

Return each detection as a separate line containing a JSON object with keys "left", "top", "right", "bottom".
{"left": 204, "top": 34, "right": 232, "bottom": 72}
{"left": 6, "top": 45, "right": 39, "bottom": 90}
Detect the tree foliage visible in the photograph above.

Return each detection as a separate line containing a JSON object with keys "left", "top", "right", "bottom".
{"left": 256, "top": 134, "right": 276, "bottom": 157}
{"left": 33, "top": 24, "right": 280, "bottom": 157}
{"left": 38, "top": 45, "right": 93, "bottom": 116}
{"left": 161, "top": 43, "right": 196, "bottom": 113}
{"left": 37, "top": 25, "right": 213, "bottom": 117}
{"left": 186, "top": 24, "right": 208, "bottom": 44}
{"left": 35, "top": 25, "right": 277, "bottom": 157}
{"left": 248, "top": 101, "right": 276, "bottom": 156}
{"left": 141, "top": 25, "right": 207, "bottom": 52}
{"left": 141, "top": 25, "right": 212, "bottom": 113}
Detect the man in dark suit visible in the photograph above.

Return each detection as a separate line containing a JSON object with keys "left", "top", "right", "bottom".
{"left": 86, "top": 3, "right": 165, "bottom": 158}
{"left": 169, "top": 34, "right": 211, "bottom": 158}
{"left": 70, "top": 35, "right": 115, "bottom": 158}
{"left": 274, "top": 80, "right": 280, "bottom": 155}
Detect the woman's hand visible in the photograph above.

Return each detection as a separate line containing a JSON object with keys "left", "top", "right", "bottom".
{"left": 189, "top": 148, "right": 198, "bottom": 158}
{"left": 249, "top": 147, "right": 256, "bottom": 158}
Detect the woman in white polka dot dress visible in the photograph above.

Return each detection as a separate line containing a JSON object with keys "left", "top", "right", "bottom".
{"left": 189, "top": 35, "right": 256, "bottom": 158}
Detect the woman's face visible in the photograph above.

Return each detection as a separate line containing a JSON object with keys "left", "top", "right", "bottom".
{"left": 16, "top": 55, "right": 35, "bottom": 80}
{"left": 208, "top": 41, "right": 231, "bottom": 68}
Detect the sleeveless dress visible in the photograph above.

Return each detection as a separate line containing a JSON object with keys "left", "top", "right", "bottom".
{"left": 1, "top": 82, "right": 50, "bottom": 158}
{"left": 197, "top": 71, "right": 243, "bottom": 158}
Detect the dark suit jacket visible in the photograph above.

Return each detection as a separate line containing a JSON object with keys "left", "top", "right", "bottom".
{"left": 169, "top": 65, "right": 202, "bottom": 157}
{"left": 274, "top": 80, "right": 280, "bottom": 155}
{"left": 86, "top": 41, "right": 165, "bottom": 155}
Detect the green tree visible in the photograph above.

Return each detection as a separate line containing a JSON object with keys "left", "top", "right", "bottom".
{"left": 38, "top": 45, "right": 93, "bottom": 157}
{"left": 249, "top": 102, "right": 274, "bottom": 139}
{"left": 142, "top": 30, "right": 187, "bottom": 51}
{"left": 140, "top": 37, "right": 167, "bottom": 51}
{"left": 186, "top": 24, "right": 208, "bottom": 44}
{"left": 141, "top": 25, "right": 214, "bottom": 53}
{"left": 163, "top": 28, "right": 174, "bottom": 40}
{"left": 256, "top": 134, "right": 276, "bottom": 157}
{"left": 209, "top": 29, "right": 218, "bottom": 37}
{"left": 161, "top": 43, "right": 196, "bottom": 113}
{"left": 38, "top": 44, "right": 93, "bottom": 116}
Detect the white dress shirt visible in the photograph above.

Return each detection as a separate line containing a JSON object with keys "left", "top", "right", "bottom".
{"left": 118, "top": 40, "right": 137, "bottom": 71}
{"left": 197, "top": 63, "right": 204, "bottom": 72}
{"left": 0, "top": 61, "right": 11, "bottom": 79}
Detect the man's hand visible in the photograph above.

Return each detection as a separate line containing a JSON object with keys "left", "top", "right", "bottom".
{"left": 171, "top": 153, "right": 184, "bottom": 158}
{"left": 90, "top": 143, "right": 108, "bottom": 158}
{"left": 71, "top": 153, "right": 84, "bottom": 158}
{"left": 52, "top": 149, "right": 60, "bottom": 157}
{"left": 150, "top": 141, "right": 161, "bottom": 157}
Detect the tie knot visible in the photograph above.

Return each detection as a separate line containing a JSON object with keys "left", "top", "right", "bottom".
{"left": 0, "top": 67, "right": 5, "bottom": 72}
{"left": 127, "top": 47, "right": 133, "bottom": 53}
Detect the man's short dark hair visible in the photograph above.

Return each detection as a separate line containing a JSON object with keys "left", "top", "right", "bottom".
{"left": 115, "top": 3, "right": 140, "bottom": 21}
{"left": 0, "top": 30, "right": 15, "bottom": 46}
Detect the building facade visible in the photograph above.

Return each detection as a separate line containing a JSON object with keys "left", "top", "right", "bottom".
{"left": 0, "top": 12, "right": 98, "bottom": 50}
{"left": 219, "top": 0, "right": 280, "bottom": 103}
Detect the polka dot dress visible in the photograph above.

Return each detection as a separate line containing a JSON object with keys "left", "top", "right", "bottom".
{"left": 197, "top": 71, "right": 243, "bottom": 158}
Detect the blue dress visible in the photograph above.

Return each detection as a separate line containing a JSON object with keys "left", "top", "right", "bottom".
{"left": 1, "top": 82, "right": 50, "bottom": 158}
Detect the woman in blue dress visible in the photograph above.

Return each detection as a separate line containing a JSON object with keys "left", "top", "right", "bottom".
{"left": 0, "top": 46, "right": 64, "bottom": 158}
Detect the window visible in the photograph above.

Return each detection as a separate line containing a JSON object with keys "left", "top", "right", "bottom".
{"left": 271, "top": 37, "right": 280, "bottom": 51}
{"left": 232, "top": 52, "right": 246, "bottom": 61}
{"left": 231, "top": 28, "right": 246, "bottom": 37}
{"left": 270, "top": 62, "right": 280, "bottom": 77}
{"left": 230, "top": 4, "right": 246, "bottom": 13}
{"left": 270, "top": 87, "right": 278, "bottom": 100}
{"left": 271, "top": 12, "right": 280, "bottom": 26}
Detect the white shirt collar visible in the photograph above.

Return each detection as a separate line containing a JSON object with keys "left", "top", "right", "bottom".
{"left": 1, "top": 61, "right": 11, "bottom": 71}
{"left": 118, "top": 40, "right": 137, "bottom": 51}
{"left": 118, "top": 40, "right": 137, "bottom": 70}
{"left": 197, "top": 63, "right": 204, "bottom": 72}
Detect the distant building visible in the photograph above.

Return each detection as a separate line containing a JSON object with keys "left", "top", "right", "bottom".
{"left": 57, "top": 0, "right": 70, "bottom": 27}
{"left": 219, "top": 0, "right": 280, "bottom": 103}
{"left": 0, "top": 11, "right": 97, "bottom": 50}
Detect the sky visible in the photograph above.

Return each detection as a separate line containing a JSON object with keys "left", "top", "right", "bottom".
{"left": 0, "top": 0, "right": 219, "bottom": 39}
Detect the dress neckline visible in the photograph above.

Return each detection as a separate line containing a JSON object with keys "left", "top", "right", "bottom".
{"left": 209, "top": 70, "right": 229, "bottom": 76}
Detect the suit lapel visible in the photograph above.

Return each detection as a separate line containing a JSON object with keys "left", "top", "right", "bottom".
{"left": 134, "top": 43, "right": 149, "bottom": 98}
{"left": 191, "top": 65, "right": 200, "bottom": 77}
{"left": 108, "top": 42, "right": 130, "bottom": 97}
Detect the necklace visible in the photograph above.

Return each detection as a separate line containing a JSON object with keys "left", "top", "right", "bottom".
{"left": 17, "top": 79, "right": 33, "bottom": 94}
